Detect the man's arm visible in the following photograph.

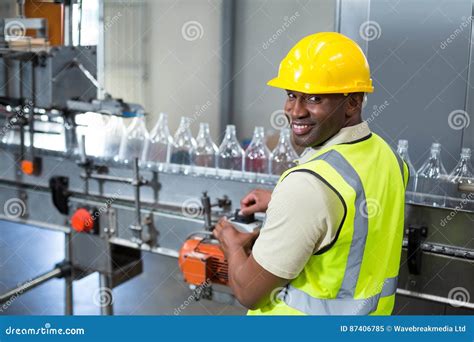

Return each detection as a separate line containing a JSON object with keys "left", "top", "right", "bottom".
{"left": 214, "top": 218, "right": 288, "bottom": 309}
{"left": 214, "top": 172, "right": 345, "bottom": 310}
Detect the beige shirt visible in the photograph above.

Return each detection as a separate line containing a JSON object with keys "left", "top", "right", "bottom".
{"left": 252, "top": 122, "right": 371, "bottom": 279}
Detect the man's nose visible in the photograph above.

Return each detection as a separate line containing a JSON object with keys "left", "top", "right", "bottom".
{"left": 289, "top": 98, "right": 308, "bottom": 119}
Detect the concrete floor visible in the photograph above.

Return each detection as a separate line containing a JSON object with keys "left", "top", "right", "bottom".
{"left": 0, "top": 220, "right": 245, "bottom": 315}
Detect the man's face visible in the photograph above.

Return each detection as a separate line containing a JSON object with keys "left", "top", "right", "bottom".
{"left": 284, "top": 91, "right": 349, "bottom": 147}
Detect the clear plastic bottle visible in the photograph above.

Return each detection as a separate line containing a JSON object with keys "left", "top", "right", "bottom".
{"left": 271, "top": 128, "right": 298, "bottom": 175}
{"left": 119, "top": 114, "right": 149, "bottom": 164}
{"left": 397, "top": 139, "right": 417, "bottom": 202}
{"left": 142, "top": 113, "right": 173, "bottom": 169}
{"left": 103, "top": 115, "right": 126, "bottom": 160}
{"left": 217, "top": 125, "right": 244, "bottom": 176}
{"left": 245, "top": 127, "right": 270, "bottom": 176}
{"left": 77, "top": 112, "right": 107, "bottom": 158}
{"left": 416, "top": 143, "right": 448, "bottom": 207}
{"left": 447, "top": 148, "right": 473, "bottom": 209}
{"left": 169, "top": 117, "right": 196, "bottom": 173}
{"left": 192, "top": 122, "right": 218, "bottom": 169}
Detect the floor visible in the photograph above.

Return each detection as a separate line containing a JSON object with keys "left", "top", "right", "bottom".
{"left": 0, "top": 220, "right": 245, "bottom": 315}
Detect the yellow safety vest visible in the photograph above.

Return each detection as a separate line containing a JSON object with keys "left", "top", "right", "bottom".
{"left": 248, "top": 133, "right": 408, "bottom": 315}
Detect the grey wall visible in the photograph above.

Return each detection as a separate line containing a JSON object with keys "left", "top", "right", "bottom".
{"left": 340, "top": 0, "right": 473, "bottom": 172}
{"left": 103, "top": 0, "right": 222, "bottom": 139}
{"left": 231, "top": 0, "right": 337, "bottom": 141}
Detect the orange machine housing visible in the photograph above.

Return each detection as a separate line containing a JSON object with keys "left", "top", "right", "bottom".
{"left": 178, "top": 236, "right": 228, "bottom": 287}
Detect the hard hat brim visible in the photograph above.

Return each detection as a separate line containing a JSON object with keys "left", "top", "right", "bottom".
{"left": 267, "top": 77, "right": 374, "bottom": 94}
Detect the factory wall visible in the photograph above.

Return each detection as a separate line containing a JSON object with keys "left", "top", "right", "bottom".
{"left": 231, "top": 0, "right": 336, "bottom": 141}
{"left": 103, "top": 0, "right": 223, "bottom": 139}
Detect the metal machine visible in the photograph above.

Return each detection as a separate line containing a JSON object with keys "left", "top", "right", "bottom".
{"left": 0, "top": 0, "right": 472, "bottom": 316}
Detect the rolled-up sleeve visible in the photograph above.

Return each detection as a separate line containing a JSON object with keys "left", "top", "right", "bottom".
{"left": 252, "top": 172, "right": 345, "bottom": 279}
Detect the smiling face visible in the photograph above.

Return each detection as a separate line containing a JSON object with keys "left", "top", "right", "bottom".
{"left": 284, "top": 90, "right": 364, "bottom": 147}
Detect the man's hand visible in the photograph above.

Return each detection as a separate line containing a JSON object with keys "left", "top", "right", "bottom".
{"left": 213, "top": 217, "right": 259, "bottom": 257}
{"left": 213, "top": 216, "right": 287, "bottom": 310}
{"left": 240, "top": 189, "right": 272, "bottom": 215}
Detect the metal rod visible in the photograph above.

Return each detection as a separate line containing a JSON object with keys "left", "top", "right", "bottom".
{"left": 397, "top": 288, "right": 474, "bottom": 310}
{"left": 99, "top": 273, "right": 113, "bottom": 315}
{"left": 64, "top": 233, "right": 73, "bottom": 315}
{"left": 80, "top": 173, "right": 136, "bottom": 185}
{"left": 0, "top": 268, "right": 62, "bottom": 304}
{"left": 132, "top": 157, "right": 143, "bottom": 243}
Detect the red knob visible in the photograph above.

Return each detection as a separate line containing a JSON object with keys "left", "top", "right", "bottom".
{"left": 71, "top": 208, "right": 94, "bottom": 232}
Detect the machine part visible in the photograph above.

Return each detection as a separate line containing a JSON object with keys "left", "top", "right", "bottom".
{"left": 397, "top": 288, "right": 474, "bottom": 310}
{"left": 0, "top": 261, "right": 71, "bottom": 305}
{"left": 99, "top": 273, "right": 114, "bottom": 316}
{"left": 229, "top": 209, "right": 262, "bottom": 234}
{"left": 64, "top": 232, "right": 73, "bottom": 315}
{"left": 70, "top": 207, "right": 98, "bottom": 233}
{"left": 0, "top": 46, "right": 97, "bottom": 109}
{"left": 70, "top": 232, "right": 143, "bottom": 288}
{"left": 179, "top": 233, "right": 228, "bottom": 287}
{"left": 406, "top": 225, "right": 428, "bottom": 275}
{"left": 201, "top": 191, "right": 212, "bottom": 230}
{"left": 200, "top": 192, "right": 233, "bottom": 231}
{"left": 49, "top": 176, "right": 70, "bottom": 215}
{"left": 20, "top": 157, "right": 42, "bottom": 176}
{"left": 143, "top": 213, "right": 159, "bottom": 248}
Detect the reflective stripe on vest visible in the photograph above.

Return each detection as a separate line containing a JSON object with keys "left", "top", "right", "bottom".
{"left": 314, "top": 149, "right": 367, "bottom": 298}
{"left": 278, "top": 276, "right": 398, "bottom": 315}
{"left": 276, "top": 149, "right": 399, "bottom": 315}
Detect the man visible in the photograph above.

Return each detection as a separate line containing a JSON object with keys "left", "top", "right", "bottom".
{"left": 213, "top": 32, "right": 408, "bottom": 315}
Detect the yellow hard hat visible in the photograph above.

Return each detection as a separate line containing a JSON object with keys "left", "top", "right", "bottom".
{"left": 268, "top": 32, "right": 374, "bottom": 94}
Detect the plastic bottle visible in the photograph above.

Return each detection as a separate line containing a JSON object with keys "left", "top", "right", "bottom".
{"left": 217, "top": 125, "right": 244, "bottom": 175}
{"left": 103, "top": 115, "right": 126, "bottom": 160}
{"left": 416, "top": 143, "right": 448, "bottom": 207}
{"left": 397, "top": 139, "right": 417, "bottom": 201}
{"left": 271, "top": 128, "right": 298, "bottom": 175}
{"left": 245, "top": 127, "right": 271, "bottom": 176}
{"left": 119, "top": 114, "right": 149, "bottom": 164}
{"left": 169, "top": 117, "right": 196, "bottom": 173}
{"left": 142, "top": 113, "right": 173, "bottom": 169}
{"left": 447, "top": 148, "right": 473, "bottom": 209}
{"left": 77, "top": 112, "right": 107, "bottom": 158}
{"left": 192, "top": 122, "right": 218, "bottom": 169}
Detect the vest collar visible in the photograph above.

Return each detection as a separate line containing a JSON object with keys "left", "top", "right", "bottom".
{"left": 296, "top": 121, "right": 371, "bottom": 165}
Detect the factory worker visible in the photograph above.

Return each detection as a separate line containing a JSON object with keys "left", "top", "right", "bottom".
{"left": 214, "top": 32, "right": 408, "bottom": 315}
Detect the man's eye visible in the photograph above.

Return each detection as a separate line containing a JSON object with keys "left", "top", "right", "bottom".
{"left": 307, "top": 96, "right": 321, "bottom": 103}
{"left": 287, "top": 93, "right": 296, "bottom": 100}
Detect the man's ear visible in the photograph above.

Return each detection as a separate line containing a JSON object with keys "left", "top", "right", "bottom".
{"left": 345, "top": 93, "right": 363, "bottom": 117}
